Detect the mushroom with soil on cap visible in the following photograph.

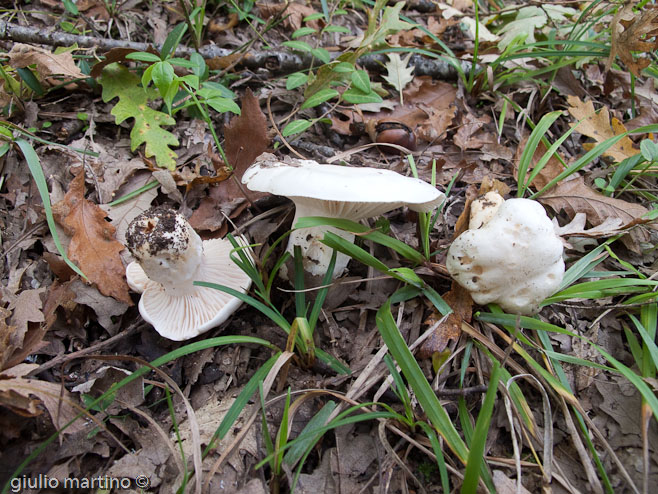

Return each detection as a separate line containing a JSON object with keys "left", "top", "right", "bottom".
{"left": 125, "top": 206, "right": 252, "bottom": 341}
{"left": 241, "top": 154, "right": 445, "bottom": 277}
{"left": 446, "top": 192, "right": 565, "bottom": 315}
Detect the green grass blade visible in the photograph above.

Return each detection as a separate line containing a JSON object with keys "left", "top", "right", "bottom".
{"left": 376, "top": 299, "right": 469, "bottom": 463}
{"left": 284, "top": 400, "right": 337, "bottom": 467}
{"left": 461, "top": 363, "right": 500, "bottom": 494}
{"left": 16, "top": 138, "right": 88, "bottom": 280}
{"left": 516, "top": 111, "right": 562, "bottom": 197}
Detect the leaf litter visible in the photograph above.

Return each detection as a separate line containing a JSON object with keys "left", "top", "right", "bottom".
{"left": 1, "top": 1, "right": 657, "bottom": 493}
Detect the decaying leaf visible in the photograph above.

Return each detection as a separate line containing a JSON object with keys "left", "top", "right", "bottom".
{"left": 567, "top": 96, "right": 638, "bottom": 163}
{"left": 607, "top": 3, "right": 658, "bottom": 77}
{"left": 0, "top": 363, "right": 84, "bottom": 433}
{"left": 189, "top": 90, "right": 270, "bottom": 231}
{"left": 7, "top": 43, "right": 85, "bottom": 83}
{"left": 539, "top": 176, "right": 654, "bottom": 253}
{"left": 53, "top": 168, "right": 132, "bottom": 304}
{"left": 553, "top": 212, "right": 625, "bottom": 238}
{"left": 418, "top": 283, "right": 471, "bottom": 359}
{"left": 0, "top": 308, "right": 16, "bottom": 371}
{"left": 382, "top": 53, "right": 414, "bottom": 101}
{"left": 454, "top": 112, "right": 494, "bottom": 150}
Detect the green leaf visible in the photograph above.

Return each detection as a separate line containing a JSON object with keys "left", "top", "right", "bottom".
{"left": 342, "top": 88, "right": 383, "bottom": 104}
{"left": 332, "top": 61, "right": 355, "bottom": 73}
{"left": 282, "top": 119, "right": 314, "bottom": 137}
{"left": 284, "top": 401, "right": 337, "bottom": 467}
{"left": 282, "top": 40, "right": 312, "bottom": 52}
{"left": 99, "top": 63, "right": 179, "bottom": 169}
{"left": 286, "top": 72, "right": 309, "bottom": 90}
{"left": 310, "top": 47, "right": 331, "bottom": 64}
{"left": 126, "top": 51, "right": 162, "bottom": 63}
{"left": 640, "top": 139, "right": 658, "bottom": 161}
{"left": 322, "top": 25, "right": 350, "bottom": 34}
{"left": 301, "top": 88, "right": 339, "bottom": 109}
{"left": 62, "top": 0, "right": 79, "bottom": 15}
{"left": 292, "top": 27, "right": 317, "bottom": 38}
{"left": 16, "top": 68, "right": 44, "bottom": 96}
{"left": 303, "top": 13, "right": 325, "bottom": 22}
{"left": 168, "top": 57, "right": 198, "bottom": 68}
{"left": 200, "top": 81, "right": 235, "bottom": 99}
{"left": 350, "top": 69, "right": 371, "bottom": 93}
{"left": 205, "top": 97, "right": 241, "bottom": 114}
{"left": 161, "top": 23, "right": 188, "bottom": 59}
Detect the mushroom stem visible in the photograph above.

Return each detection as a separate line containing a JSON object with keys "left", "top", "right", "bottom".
{"left": 289, "top": 212, "right": 354, "bottom": 278}
{"left": 126, "top": 207, "right": 204, "bottom": 297}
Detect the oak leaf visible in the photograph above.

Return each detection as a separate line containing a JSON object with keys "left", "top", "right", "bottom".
{"left": 189, "top": 89, "right": 270, "bottom": 231}
{"left": 53, "top": 169, "right": 132, "bottom": 304}
{"left": 607, "top": 3, "right": 658, "bottom": 77}
{"left": 7, "top": 43, "right": 84, "bottom": 83}
{"left": 539, "top": 176, "right": 655, "bottom": 253}
{"left": 567, "top": 96, "right": 638, "bottom": 163}
{"left": 0, "top": 363, "right": 84, "bottom": 433}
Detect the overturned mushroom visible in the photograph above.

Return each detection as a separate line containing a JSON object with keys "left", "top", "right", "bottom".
{"left": 125, "top": 206, "right": 251, "bottom": 341}
{"left": 242, "top": 154, "right": 445, "bottom": 277}
{"left": 446, "top": 194, "right": 564, "bottom": 315}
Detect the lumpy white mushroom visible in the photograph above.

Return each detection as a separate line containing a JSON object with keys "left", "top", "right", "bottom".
{"left": 446, "top": 195, "right": 564, "bottom": 315}
{"left": 125, "top": 207, "right": 252, "bottom": 340}
{"left": 242, "top": 153, "right": 445, "bottom": 277}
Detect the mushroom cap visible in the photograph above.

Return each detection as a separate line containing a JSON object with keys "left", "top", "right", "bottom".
{"left": 468, "top": 191, "right": 504, "bottom": 230}
{"left": 242, "top": 155, "right": 445, "bottom": 220}
{"left": 446, "top": 198, "right": 564, "bottom": 315}
{"left": 125, "top": 237, "right": 252, "bottom": 341}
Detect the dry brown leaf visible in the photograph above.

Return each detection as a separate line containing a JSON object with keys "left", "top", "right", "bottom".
{"left": 607, "top": 3, "right": 658, "bottom": 77}
{"left": 539, "top": 177, "right": 654, "bottom": 253}
{"left": 190, "top": 90, "right": 270, "bottom": 230}
{"left": 8, "top": 43, "right": 85, "bottom": 83}
{"left": 331, "top": 77, "right": 457, "bottom": 143}
{"left": 553, "top": 213, "right": 625, "bottom": 238}
{"left": 7, "top": 288, "right": 45, "bottom": 353}
{"left": 0, "top": 363, "right": 84, "bottom": 433}
{"left": 418, "top": 283, "right": 471, "bottom": 359}
{"left": 567, "top": 95, "right": 638, "bottom": 163}
{"left": 53, "top": 169, "right": 132, "bottom": 304}
{"left": 454, "top": 112, "right": 494, "bottom": 150}
{"left": 0, "top": 308, "right": 16, "bottom": 371}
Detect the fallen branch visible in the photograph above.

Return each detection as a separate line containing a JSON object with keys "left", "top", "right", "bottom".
{"left": 0, "top": 20, "right": 469, "bottom": 80}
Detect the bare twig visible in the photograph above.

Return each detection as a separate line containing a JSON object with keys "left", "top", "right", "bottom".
{"left": 0, "top": 20, "right": 467, "bottom": 79}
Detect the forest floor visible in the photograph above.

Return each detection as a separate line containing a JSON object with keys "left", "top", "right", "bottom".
{"left": 1, "top": 1, "right": 658, "bottom": 494}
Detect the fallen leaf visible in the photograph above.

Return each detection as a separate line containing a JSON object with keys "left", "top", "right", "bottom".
{"left": 53, "top": 168, "right": 132, "bottom": 304}
{"left": 454, "top": 112, "right": 494, "bottom": 150}
{"left": 567, "top": 96, "right": 639, "bottom": 163}
{"left": 607, "top": 3, "right": 658, "bottom": 77}
{"left": 539, "top": 176, "right": 654, "bottom": 253}
{"left": 225, "top": 89, "right": 270, "bottom": 177}
{"left": 0, "top": 363, "right": 85, "bottom": 433}
{"left": 553, "top": 213, "right": 624, "bottom": 238}
{"left": 190, "top": 90, "right": 270, "bottom": 229}
{"left": 70, "top": 279, "right": 130, "bottom": 335}
{"left": 7, "top": 288, "right": 45, "bottom": 352}
{"left": 418, "top": 283, "right": 471, "bottom": 359}
{"left": 8, "top": 43, "right": 85, "bottom": 83}
{"left": 382, "top": 53, "right": 414, "bottom": 99}
{"left": 0, "top": 308, "right": 16, "bottom": 371}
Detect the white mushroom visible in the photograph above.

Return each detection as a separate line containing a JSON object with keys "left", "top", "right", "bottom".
{"left": 446, "top": 196, "right": 564, "bottom": 315}
{"left": 241, "top": 154, "right": 445, "bottom": 277}
{"left": 125, "top": 207, "right": 252, "bottom": 341}
{"left": 468, "top": 191, "right": 504, "bottom": 230}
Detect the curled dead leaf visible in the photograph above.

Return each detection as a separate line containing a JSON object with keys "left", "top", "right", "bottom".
{"left": 53, "top": 168, "right": 132, "bottom": 304}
